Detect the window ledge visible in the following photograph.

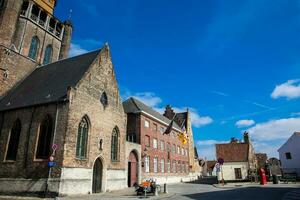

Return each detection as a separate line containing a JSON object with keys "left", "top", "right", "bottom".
{"left": 3, "top": 160, "right": 16, "bottom": 163}
{"left": 34, "top": 158, "right": 47, "bottom": 162}
{"left": 75, "top": 158, "right": 88, "bottom": 161}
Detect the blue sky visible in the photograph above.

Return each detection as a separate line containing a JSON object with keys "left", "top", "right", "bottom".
{"left": 55, "top": 0, "right": 300, "bottom": 159}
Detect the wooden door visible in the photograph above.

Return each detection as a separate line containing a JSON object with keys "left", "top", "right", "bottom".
{"left": 93, "top": 158, "right": 103, "bottom": 193}
{"left": 234, "top": 168, "right": 242, "bottom": 179}
{"left": 128, "top": 151, "right": 138, "bottom": 187}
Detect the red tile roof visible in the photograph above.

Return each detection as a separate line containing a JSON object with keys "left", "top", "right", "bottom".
{"left": 207, "top": 161, "right": 217, "bottom": 169}
{"left": 216, "top": 143, "right": 249, "bottom": 162}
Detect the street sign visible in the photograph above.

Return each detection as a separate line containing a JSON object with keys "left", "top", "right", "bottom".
{"left": 217, "top": 157, "right": 224, "bottom": 165}
{"left": 52, "top": 144, "right": 58, "bottom": 151}
{"left": 48, "top": 161, "right": 55, "bottom": 167}
{"left": 49, "top": 156, "right": 55, "bottom": 162}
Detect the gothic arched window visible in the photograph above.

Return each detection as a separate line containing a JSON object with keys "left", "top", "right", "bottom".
{"left": 0, "top": 0, "right": 5, "bottom": 9}
{"left": 111, "top": 127, "right": 119, "bottom": 162}
{"left": 28, "top": 36, "right": 40, "bottom": 60}
{"left": 5, "top": 119, "right": 22, "bottom": 161}
{"left": 36, "top": 115, "right": 53, "bottom": 159}
{"left": 43, "top": 44, "right": 53, "bottom": 65}
{"left": 76, "top": 116, "right": 89, "bottom": 159}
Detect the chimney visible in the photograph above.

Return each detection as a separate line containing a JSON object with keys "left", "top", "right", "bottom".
{"left": 163, "top": 105, "right": 175, "bottom": 120}
{"left": 244, "top": 132, "right": 250, "bottom": 143}
{"left": 230, "top": 137, "right": 238, "bottom": 143}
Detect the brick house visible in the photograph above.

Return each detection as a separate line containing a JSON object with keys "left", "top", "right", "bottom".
{"left": 215, "top": 133, "right": 257, "bottom": 181}
{"left": 123, "top": 98, "right": 200, "bottom": 185}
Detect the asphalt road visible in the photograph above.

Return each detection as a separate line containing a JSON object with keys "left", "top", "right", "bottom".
{"left": 167, "top": 182, "right": 300, "bottom": 200}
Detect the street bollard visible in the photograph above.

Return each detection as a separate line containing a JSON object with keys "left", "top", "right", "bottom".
{"left": 164, "top": 183, "right": 168, "bottom": 193}
{"left": 154, "top": 187, "right": 158, "bottom": 196}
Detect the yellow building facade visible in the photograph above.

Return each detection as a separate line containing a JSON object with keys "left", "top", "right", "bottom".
{"left": 33, "top": 0, "right": 56, "bottom": 14}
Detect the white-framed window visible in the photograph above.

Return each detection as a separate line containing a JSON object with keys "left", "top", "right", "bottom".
{"left": 177, "top": 146, "right": 180, "bottom": 154}
{"left": 160, "top": 126, "right": 165, "bottom": 134}
{"left": 161, "top": 159, "right": 165, "bottom": 173}
{"left": 160, "top": 140, "right": 165, "bottom": 151}
{"left": 153, "top": 138, "right": 158, "bottom": 149}
{"left": 144, "top": 120, "right": 150, "bottom": 128}
{"left": 181, "top": 148, "right": 184, "bottom": 155}
{"left": 145, "top": 156, "right": 150, "bottom": 173}
{"left": 185, "top": 149, "right": 188, "bottom": 156}
{"left": 178, "top": 161, "right": 181, "bottom": 173}
{"left": 172, "top": 144, "right": 176, "bottom": 154}
{"left": 154, "top": 157, "right": 158, "bottom": 173}
{"left": 167, "top": 160, "right": 171, "bottom": 173}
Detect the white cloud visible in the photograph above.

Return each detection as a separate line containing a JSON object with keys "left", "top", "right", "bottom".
{"left": 196, "top": 140, "right": 228, "bottom": 146}
{"left": 252, "top": 141, "right": 281, "bottom": 158}
{"left": 246, "top": 117, "right": 300, "bottom": 142}
{"left": 69, "top": 43, "right": 88, "bottom": 57}
{"left": 188, "top": 108, "right": 213, "bottom": 128}
{"left": 291, "top": 112, "right": 300, "bottom": 117}
{"left": 196, "top": 140, "right": 227, "bottom": 160}
{"left": 166, "top": 107, "right": 213, "bottom": 128}
{"left": 271, "top": 79, "right": 300, "bottom": 99}
{"left": 235, "top": 119, "right": 255, "bottom": 128}
{"left": 131, "top": 92, "right": 162, "bottom": 107}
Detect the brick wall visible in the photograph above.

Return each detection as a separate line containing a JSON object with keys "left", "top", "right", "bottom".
{"left": 136, "top": 113, "right": 190, "bottom": 178}
{"left": 0, "top": 103, "right": 69, "bottom": 179}
{"left": 0, "top": 46, "right": 37, "bottom": 97}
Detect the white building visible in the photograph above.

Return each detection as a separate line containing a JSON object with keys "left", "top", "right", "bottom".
{"left": 278, "top": 132, "right": 300, "bottom": 177}
{"left": 215, "top": 133, "right": 257, "bottom": 181}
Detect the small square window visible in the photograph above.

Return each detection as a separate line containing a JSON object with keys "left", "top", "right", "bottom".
{"left": 153, "top": 123, "right": 157, "bottom": 131}
{"left": 285, "top": 152, "right": 292, "bottom": 159}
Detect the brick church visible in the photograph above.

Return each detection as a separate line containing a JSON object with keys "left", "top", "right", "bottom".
{"left": 0, "top": 0, "right": 201, "bottom": 197}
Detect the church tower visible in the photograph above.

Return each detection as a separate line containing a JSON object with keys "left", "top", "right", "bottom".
{"left": 0, "top": 0, "right": 72, "bottom": 97}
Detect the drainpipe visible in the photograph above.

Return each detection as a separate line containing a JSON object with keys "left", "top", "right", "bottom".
{"left": 0, "top": 111, "right": 5, "bottom": 139}
{"left": 45, "top": 102, "right": 59, "bottom": 197}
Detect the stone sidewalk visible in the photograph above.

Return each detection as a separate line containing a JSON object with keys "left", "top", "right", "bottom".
{"left": 0, "top": 187, "right": 174, "bottom": 200}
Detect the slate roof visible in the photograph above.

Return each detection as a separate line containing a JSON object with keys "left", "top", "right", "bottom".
{"left": 216, "top": 143, "right": 249, "bottom": 162}
{"left": 123, "top": 97, "right": 181, "bottom": 130}
{"left": 0, "top": 49, "right": 101, "bottom": 111}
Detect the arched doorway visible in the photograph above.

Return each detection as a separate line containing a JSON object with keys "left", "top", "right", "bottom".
{"left": 128, "top": 151, "right": 138, "bottom": 187}
{"left": 93, "top": 158, "right": 103, "bottom": 193}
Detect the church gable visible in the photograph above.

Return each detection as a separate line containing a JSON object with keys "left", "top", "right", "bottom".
{"left": 74, "top": 44, "right": 123, "bottom": 110}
